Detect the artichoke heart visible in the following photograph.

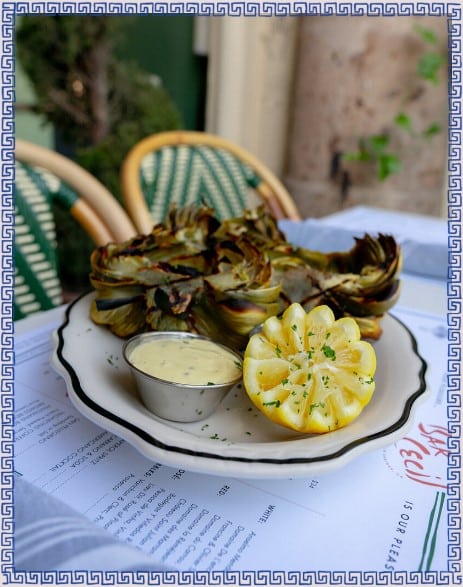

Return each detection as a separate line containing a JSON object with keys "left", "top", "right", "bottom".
{"left": 89, "top": 203, "right": 402, "bottom": 349}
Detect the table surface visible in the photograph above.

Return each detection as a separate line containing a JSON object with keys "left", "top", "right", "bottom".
{"left": 10, "top": 208, "right": 458, "bottom": 579}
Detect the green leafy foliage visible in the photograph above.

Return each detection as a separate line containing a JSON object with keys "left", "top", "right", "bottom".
{"left": 423, "top": 122, "right": 442, "bottom": 138}
{"left": 76, "top": 63, "right": 181, "bottom": 197}
{"left": 342, "top": 24, "right": 444, "bottom": 183}
{"left": 394, "top": 112, "right": 413, "bottom": 132}
{"left": 344, "top": 135, "right": 403, "bottom": 181}
{"left": 417, "top": 52, "right": 446, "bottom": 85}
{"left": 16, "top": 15, "right": 182, "bottom": 198}
{"left": 377, "top": 153, "right": 402, "bottom": 181}
{"left": 16, "top": 15, "right": 182, "bottom": 291}
{"left": 413, "top": 23, "right": 439, "bottom": 45}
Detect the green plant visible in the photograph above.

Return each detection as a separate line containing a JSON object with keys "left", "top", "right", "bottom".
{"left": 343, "top": 134, "right": 403, "bottom": 181}
{"left": 16, "top": 15, "right": 182, "bottom": 197}
{"left": 342, "top": 24, "right": 445, "bottom": 183}
{"left": 16, "top": 15, "right": 182, "bottom": 291}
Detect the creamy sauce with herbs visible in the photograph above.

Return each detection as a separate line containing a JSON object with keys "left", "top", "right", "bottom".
{"left": 129, "top": 338, "right": 242, "bottom": 385}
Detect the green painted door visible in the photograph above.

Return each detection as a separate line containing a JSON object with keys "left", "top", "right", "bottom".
{"left": 117, "top": 15, "right": 207, "bottom": 130}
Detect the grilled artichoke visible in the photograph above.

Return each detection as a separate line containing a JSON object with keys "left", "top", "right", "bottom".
{"left": 89, "top": 204, "right": 402, "bottom": 350}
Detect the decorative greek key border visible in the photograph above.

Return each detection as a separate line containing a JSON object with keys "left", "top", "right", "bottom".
{"left": 1, "top": 2, "right": 461, "bottom": 586}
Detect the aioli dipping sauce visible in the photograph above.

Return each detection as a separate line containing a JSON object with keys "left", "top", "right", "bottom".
{"left": 128, "top": 337, "right": 242, "bottom": 385}
{"left": 123, "top": 332, "right": 243, "bottom": 422}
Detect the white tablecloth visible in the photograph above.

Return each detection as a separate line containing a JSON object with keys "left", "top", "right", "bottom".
{"left": 279, "top": 205, "right": 448, "bottom": 280}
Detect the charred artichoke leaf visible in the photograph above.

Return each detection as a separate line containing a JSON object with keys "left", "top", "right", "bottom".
{"left": 217, "top": 205, "right": 288, "bottom": 248}
{"left": 272, "top": 235, "right": 401, "bottom": 317}
{"left": 89, "top": 298, "right": 146, "bottom": 338}
{"left": 158, "top": 202, "right": 220, "bottom": 248}
{"left": 323, "top": 279, "right": 402, "bottom": 317}
{"left": 89, "top": 284, "right": 145, "bottom": 314}
{"left": 215, "top": 235, "right": 272, "bottom": 279}
{"left": 144, "top": 277, "right": 204, "bottom": 331}
{"left": 145, "top": 308, "right": 193, "bottom": 333}
{"left": 203, "top": 281, "right": 284, "bottom": 337}
{"left": 189, "top": 302, "right": 251, "bottom": 351}
{"left": 224, "top": 282, "right": 283, "bottom": 303}
{"left": 135, "top": 259, "right": 206, "bottom": 286}
{"left": 213, "top": 297, "right": 283, "bottom": 336}
{"left": 89, "top": 246, "right": 145, "bottom": 283}
{"left": 287, "top": 233, "right": 400, "bottom": 273}
{"left": 350, "top": 315, "right": 384, "bottom": 340}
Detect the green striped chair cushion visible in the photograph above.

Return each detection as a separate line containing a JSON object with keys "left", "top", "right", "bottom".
{"left": 139, "top": 144, "right": 262, "bottom": 224}
{"left": 14, "top": 161, "right": 80, "bottom": 320}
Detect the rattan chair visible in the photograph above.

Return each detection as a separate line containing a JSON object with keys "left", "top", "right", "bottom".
{"left": 121, "top": 130, "right": 301, "bottom": 234}
{"left": 14, "top": 139, "right": 137, "bottom": 319}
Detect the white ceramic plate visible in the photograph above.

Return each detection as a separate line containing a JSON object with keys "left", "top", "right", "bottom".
{"left": 51, "top": 292, "right": 428, "bottom": 479}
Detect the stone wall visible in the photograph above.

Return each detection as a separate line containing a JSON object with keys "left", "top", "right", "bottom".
{"left": 284, "top": 16, "right": 448, "bottom": 218}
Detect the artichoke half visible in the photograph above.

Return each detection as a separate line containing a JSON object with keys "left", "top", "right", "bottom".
{"left": 89, "top": 204, "right": 402, "bottom": 350}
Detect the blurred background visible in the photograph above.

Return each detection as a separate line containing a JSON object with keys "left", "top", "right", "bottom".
{"left": 15, "top": 14, "right": 448, "bottom": 288}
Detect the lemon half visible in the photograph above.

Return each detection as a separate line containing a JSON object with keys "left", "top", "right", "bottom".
{"left": 243, "top": 303, "right": 376, "bottom": 433}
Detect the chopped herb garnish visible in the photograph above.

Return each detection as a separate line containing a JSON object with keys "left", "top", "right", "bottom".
{"left": 263, "top": 400, "right": 281, "bottom": 407}
{"left": 275, "top": 345, "right": 282, "bottom": 358}
{"left": 321, "top": 344, "right": 336, "bottom": 360}
{"left": 309, "top": 402, "right": 325, "bottom": 414}
{"left": 291, "top": 324, "right": 298, "bottom": 331}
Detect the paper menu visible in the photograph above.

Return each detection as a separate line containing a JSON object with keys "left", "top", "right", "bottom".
{"left": 13, "top": 306, "right": 450, "bottom": 572}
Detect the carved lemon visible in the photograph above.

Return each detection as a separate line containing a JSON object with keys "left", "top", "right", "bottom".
{"left": 243, "top": 303, "right": 376, "bottom": 433}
